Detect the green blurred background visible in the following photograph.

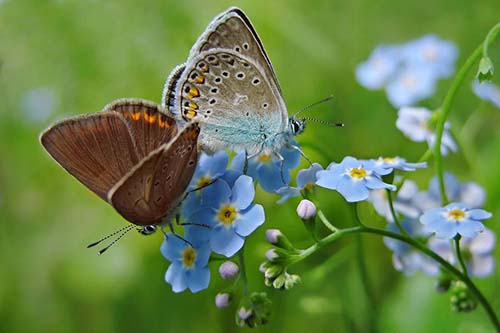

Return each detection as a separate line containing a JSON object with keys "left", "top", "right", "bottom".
{"left": 1, "top": 0, "right": 500, "bottom": 332}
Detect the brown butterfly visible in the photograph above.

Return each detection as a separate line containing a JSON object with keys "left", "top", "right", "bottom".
{"left": 40, "top": 98, "right": 200, "bottom": 254}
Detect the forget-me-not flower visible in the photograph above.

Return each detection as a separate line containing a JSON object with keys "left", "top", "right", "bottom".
{"left": 419, "top": 202, "right": 492, "bottom": 239}
{"left": 187, "top": 175, "right": 265, "bottom": 257}
{"left": 369, "top": 156, "right": 427, "bottom": 173}
{"left": 231, "top": 144, "right": 301, "bottom": 193}
{"left": 403, "top": 34, "right": 458, "bottom": 78}
{"left": 396, "top": 107, "right": 457, "bottom": 155}
{"left": 368, "top": 179, "right": 421, "bottom": 222}
{"left": 355, "top": 45, "right": 402, "bottom": 90}
{"left": 276, "top": 163, "right": 323, "bottom": 203}
{"left": 161, "top": 233, "right": 211, "bottom": 293}
{"left": 386, "top": 66, "right": 437, "bottom": 108}
{"left": 316, "top": 156, "right": 396, "bottom": 202}
{"left": 472, "top": 80, "right": 500, "bottom": 108}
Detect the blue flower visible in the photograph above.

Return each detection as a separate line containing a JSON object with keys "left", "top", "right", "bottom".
{"left": 369, "top": 156, "right": 427, "bottom": 173}
{"left": 413, "top": 172, "right": 486, "bottom": 211}
{"left": 231, "top": 144, "right": 301, "bottom": 193}
{"left": 355, "top": 45, "right": 402, "bottom": 90}
{"left": 187, "top": 175, "right": 265, "bottom": 257}
{"left": 386, "top": 65, "right": 437, "bottom": 108}
{"left": 276, "top": 163, "right": 323, "bottom": 203}
{"left": 472, "top": 80, "right": 500, "bottom": 108}
{"left": 160, "top": 233, "right": 211, "bottom": 293}
{"left": 396, "top": 107, "right": 457, "bottom": 155}
{"left": 419, "top": 202, "right": 492, "bottom": 239}
{"left": 383, "top": 218, "right": 435, "bottom": 275}
{"left": 316, "top": 156, "right": 396, "bottom": 203}
{"left": 403, "top": 34, "right": 458, "bottom": 78}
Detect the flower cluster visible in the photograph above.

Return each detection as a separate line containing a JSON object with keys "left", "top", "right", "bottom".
{"left": 356, "top": 35, "right": 458, "bottom": 108}
{"left": 161, "top": 151, "right": 265, "bottom": 293}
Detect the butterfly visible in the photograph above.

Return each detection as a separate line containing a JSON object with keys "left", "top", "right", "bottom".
{"left": 161, "top": 7, "right": 306, "bottom": 160}
{"left": 40, "top": 99, "right": 200, "bottom": 253}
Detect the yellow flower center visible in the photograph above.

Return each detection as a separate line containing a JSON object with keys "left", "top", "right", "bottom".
{"left": 349, "top": 167, "right": 367, "bottom": 179}
{"left": 182, "top": 247, "right": 197, "bottom": 268}
{"left": 447, "top": 208, "right": 467, "bottom": 222}
{"left": 218, "top": 204, "right": 238, "bottom": 225}
{"left": 197, "top": 175, "right": 211, "bottom": 188}
{"left": 383, "top": 157, "right": 397, "bottom": 164}
{"left": 304, "top": 183, "right": 315, "bottom": 191}
{"left": 258, "top": 154, "right": 272, "bottom": 163}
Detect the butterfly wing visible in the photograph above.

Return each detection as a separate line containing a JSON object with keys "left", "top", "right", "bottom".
{"left": 108, "top": 123, "right": 200, "bottom": 226}
{"left": 105, "top": 99, "right": 178, "bottom": 159}
{"left": 40, "top": 112, "right": 141, "bottom": 200}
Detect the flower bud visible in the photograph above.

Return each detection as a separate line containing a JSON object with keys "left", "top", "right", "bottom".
{"left": 450, "top": 281, "right": 477, "bottom": 313}
{"left": 219, "top": 261, "right": 239, "bottom": 280}
{"left": 272, "top": 274, "right": 286, "bottom": 289}
{"left": 265, "top": 248, "right": 279, "bottom": 261}
{"left": 296, "top": 199, "right": 316, "bottom": 219}
{"left": 435, "top": 272, "right": 452, "bottom": 293}
{"left": 284, "top": 273, "right": 301, "bottom": 290}
{"left": 235, "top": 292, "right": 272, "bottom": 328}
{"left": 215, "top": 293, "right": 231, "bottom": 308}
{"left": 297, "top": 199, "right": 316, "bottom": 233}
{"left": 265, "top": 229, "right": 297, "bottom": 252}
{"left": 477, "top": 56, "right": 494, "bottom": 82}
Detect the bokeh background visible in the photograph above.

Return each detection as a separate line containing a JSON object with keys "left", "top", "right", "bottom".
{"left": 1, "top": 0, "right": 500, "bottom": 332}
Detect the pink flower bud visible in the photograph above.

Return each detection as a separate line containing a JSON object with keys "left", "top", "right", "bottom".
{"left": 265, "top": 229, "right": 282, "bottom": 244}
{"left": 215, "top": 293, "right": 231, "bottom": 308}
{"left": 219, "top": 261, "right": 239, "bottom": 280}
{"left": 296, "top": 199, "right": 316, "bottom": 220}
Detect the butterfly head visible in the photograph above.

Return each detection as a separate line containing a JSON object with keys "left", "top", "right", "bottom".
{"left": 289, "top": 116, "right": 306, "bottom": 136}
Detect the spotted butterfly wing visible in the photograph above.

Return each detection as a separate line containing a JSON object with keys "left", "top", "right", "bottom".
{"left": 164, "top": 7, "right": 289, "bottom": 155}
{"left": 109, "top": 123, "right": 199, "bottom": 226}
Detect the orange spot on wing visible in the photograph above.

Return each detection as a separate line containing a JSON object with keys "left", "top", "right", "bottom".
{"left": 131, "top": 112, "right": 141, "bottom": 121}
{"left": 186, "top": 87, "right": 200, "bottom": 99}
{"left": 143, "top": 113, "right": 156, "bottom": 124}
{"left": 194, "top": 75, "right": 205, "bottom": 84}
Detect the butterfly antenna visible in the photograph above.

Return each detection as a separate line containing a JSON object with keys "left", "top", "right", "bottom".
{"left": 293, "top": 95, "right": 334, "bottom": 117}
{"left": 87, "top": 224, "right": 134, "bottom": 248}
{"left": 97, "top": 226, "right": 135, "bottom": 256}
{"left": 303, "top": 117, "right": 344, "bottom": 127}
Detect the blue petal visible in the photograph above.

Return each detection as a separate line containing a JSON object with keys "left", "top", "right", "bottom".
{"left": 429, "top": 173, "right": 460, "bottom": 202}
{"left": 210, "top": 226, "right": 244, "bottom": 257}
{"left": 276, "top": 186, "right": 301, "bottom": 204}
{"left": 257, "top": 162, "right": 290, "bottom": 192}
{"left": 231, "top": 151, "right": 258, "bottom": 177}
{"left": 457, "top": 220, "right": 485, "bottom": 238}
{"left": 316, "top": 170, "right": 341, "bottom": 190}
{"left": 340, "top": 156, "right": 361, "bottom": 169}
{"left": 199, "top": 178, "right": 232, "bottom": 208}
{"left": 199, "top": 151, "right": 228, "bottom": 177}
{"left": 194, "top": 241, "right": 211, "bottom": 266}
{"left": 165, "top": 262, "right": 188, "bottom": 293}
{"left": 434, "top": 222, "right": 458, "bottom": 239}
{"left": 281, "top": 143, "right": 301, "bottom": 170}
{"left": 234, "top": 204, "right": 265, "bottom": 237}
{"left": 297, "top": 163, "right": 323, "bottom": 189}
{"left": 184, "top": 224, "right": 211, "bottom": 244}
{"left": 419, "top": 208, "right": 444, "bottom": 225}
{"left": 336, "top": 176, "right": 370, "bottom": 202}
{"left": 230, "top": 175, "right": 255, "bottom": 210}
{"left": 161, "top": 235, "right": 186, "bottom": 262}
{"left": 221, "top": 169, "right": 243, "bottom": 188}
{"left": 468, "top": 209, "right": 492, "bottom": 220}
{"left": 187, "top": 266, "right": 210, "bottom": 293}
{"left": 364, "top": 175, "right": 395, "bottom": 190}
{"left": 186, "top": 208, "right": 217, "bottom": 229}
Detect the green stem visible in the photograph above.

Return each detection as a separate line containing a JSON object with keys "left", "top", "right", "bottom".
{"left": 434, "top": 23, "right": 500, "bottom": 205}
{"left": 238, "top": 246, "right": 249, "bottom": 296}
{"left": 386, "top": 189, "right": 409, "bottom": 237}
{"left": 317, "top": 208, "right": 338, "bottom": 233}
{"left": 454, "top": 236, "right": 469, "bottom": 276}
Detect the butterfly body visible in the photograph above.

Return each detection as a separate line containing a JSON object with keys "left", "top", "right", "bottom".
{"left": 162, "top": 7, "right": 304, "bottom": 156}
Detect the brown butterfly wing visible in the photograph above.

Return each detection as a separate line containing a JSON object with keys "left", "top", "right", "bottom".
{"left": 108, "top": 123, "right": 200, "bottom": 226}
{"left": 105, "top": 99, "right": 178, "bottom": 159}
{"left": 40, "top": 112, "right": 141, "bottom": 200}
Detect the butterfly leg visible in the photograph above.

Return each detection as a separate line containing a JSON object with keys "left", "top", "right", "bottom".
{"left": 288, "top": 144, "right": 312, "bottom": 166}
{"left": 274, "top": 151, "right": 287, "bottom": 185}
{"left": 162, "top": 222, "right": 194, "bottom": 247}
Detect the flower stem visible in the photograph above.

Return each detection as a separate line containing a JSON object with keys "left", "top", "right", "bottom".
{"left": 454, "top": 236, "right": 469, "bottom": 276}
{"left": 386, "top": 189, "right": 409, "bottom": 237}
{"left": 317, "top": 208, "right": 338, "bottom": 233}
{"left": 238, "top": 246, "right": 249, "bottom": 296}
{"left": 434, "top": 22, "right": 500, "bottom": 205}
